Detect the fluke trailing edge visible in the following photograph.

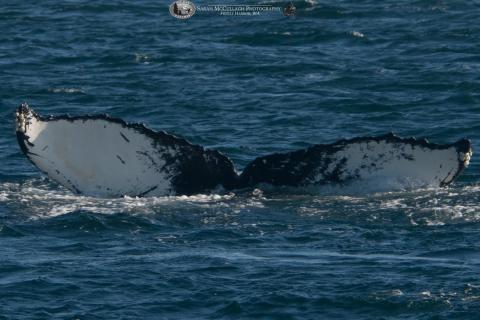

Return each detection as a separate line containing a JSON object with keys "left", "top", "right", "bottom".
{"left": 16, "top": 103, "right": 473, "bottom": 198}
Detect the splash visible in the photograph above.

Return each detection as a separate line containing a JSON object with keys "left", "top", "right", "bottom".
{"left": 1, "top": 178, "right": 479, "bottom": 226}
{"left": 0, "top": 180, "right": 237, "bottom": 219}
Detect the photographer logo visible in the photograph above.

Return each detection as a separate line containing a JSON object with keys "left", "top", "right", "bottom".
{"left": 169, "top": 1, "right": 196, "bottom": 19}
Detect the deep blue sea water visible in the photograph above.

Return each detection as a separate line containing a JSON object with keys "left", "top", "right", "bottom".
{"left": 1, "top": 0, "right": 480, "bottom": 319}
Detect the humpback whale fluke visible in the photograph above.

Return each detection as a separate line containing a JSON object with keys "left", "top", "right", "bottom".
{"left": 16, "top": 103, "right": 472, "bottom": 197}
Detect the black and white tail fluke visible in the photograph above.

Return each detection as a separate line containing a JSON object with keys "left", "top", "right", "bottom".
{"left": 239, "top": 134, "right": 472, "bottom": 189}
{"left": 16, "top": 103, "right": 238, "bottom": 197}
{"left": 16, "top": 103, "right": 472, "bottom": 198}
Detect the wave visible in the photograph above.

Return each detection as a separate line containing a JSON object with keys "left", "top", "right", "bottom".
{"left": 0, "top": 180, "right": 239, "bottom": 219}
{"left": 0, "top": 179, "right": 479, "bottom": 227}
{"left": 48, "top": 87, "right": 84, "bottom": 94}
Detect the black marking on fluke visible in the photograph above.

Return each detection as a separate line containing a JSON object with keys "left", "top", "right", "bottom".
{"left": 136, "top": 185, "right": 158, "bottom": 197}
{"left": 116, "top": 155, "right": 126, "bottom": 165}
{"left": 15, "top": 103, "right": 473, "bottom": 197}
{"left": 120, "top": 132, "right": 130, "bottom": 143}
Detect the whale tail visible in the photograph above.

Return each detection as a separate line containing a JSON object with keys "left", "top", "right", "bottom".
{"left": 16, "top": 103, "right": 472, "bottom": 197}
{"left": 238, "top": 134, "right": 472, "bottom": 189}
{"left": 16, "top": 103, "right": 238, "bottom": 197}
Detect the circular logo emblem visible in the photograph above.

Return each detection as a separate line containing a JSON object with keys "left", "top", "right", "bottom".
{"left": 170, "top": 1, "right": 196, "bottom": 19}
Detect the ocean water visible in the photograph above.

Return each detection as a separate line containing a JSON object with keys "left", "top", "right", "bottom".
{"left": 1, "top": 0, "right": 480, "bottom": 319}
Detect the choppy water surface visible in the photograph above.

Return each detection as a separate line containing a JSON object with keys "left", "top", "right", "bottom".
{"left": 1, "top": 0, "right": 479, "bottom": 319}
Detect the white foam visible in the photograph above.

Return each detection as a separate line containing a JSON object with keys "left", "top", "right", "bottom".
{"left": 0, "top": 181, "right": 238, "bottom": 219}
{"left": 134, "top": 53, "right": 151, "bottom": 64}
{"left": 2, "top": 177, "right": 479, "bottom": 226}
{"left": 351, "top": 31, "right": 365, "bottom": 38}
{"left": 48, "top": 88, "right": 84, "bottom": 94}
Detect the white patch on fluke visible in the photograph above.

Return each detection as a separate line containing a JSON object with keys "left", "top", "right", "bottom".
{"left": 308, "top": 139, "right": 467, "bottom": 188}
{"left": 17, "top": 106, "right": 174, "bottom": 197}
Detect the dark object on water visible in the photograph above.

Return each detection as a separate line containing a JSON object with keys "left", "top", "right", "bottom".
{"left": 16, "top": 103, "right": 472, "bottom": 197}
{"left": 283, "top": 2, "right": 296, "bottom": 16}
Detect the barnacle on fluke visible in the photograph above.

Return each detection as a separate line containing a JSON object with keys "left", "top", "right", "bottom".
{"left": 16, "top": 103, "right": 472, "bottom": 198}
